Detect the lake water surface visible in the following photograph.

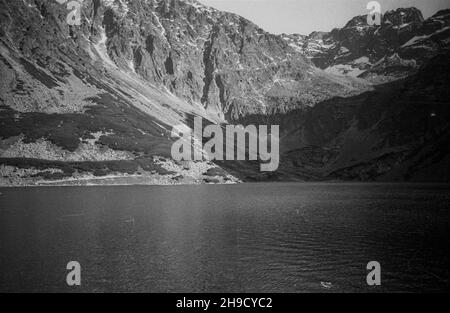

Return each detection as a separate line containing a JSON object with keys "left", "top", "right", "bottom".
{"left": 1, "top": 183, "right": 449, "bottom": 292}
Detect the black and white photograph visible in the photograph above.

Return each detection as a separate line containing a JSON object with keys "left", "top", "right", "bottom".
{"left": 0, "top": 0, "right": 450, "bottom": 298}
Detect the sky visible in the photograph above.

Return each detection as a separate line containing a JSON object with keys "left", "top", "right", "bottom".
{"left": 198, "top": 0, "right": 450, "bottom": 34}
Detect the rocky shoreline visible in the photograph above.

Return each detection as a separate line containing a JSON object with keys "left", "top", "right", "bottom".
{"left": 0, "top": 157, "right": 241, "bottom": 187}
{"left": 0, "top": 175, "right": 241, "bottom": 187}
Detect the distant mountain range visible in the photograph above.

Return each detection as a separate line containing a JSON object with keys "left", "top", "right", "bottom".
{"left": 0, "top": 0, "right": 449, "bottom": 185}
{"left": 283, "top": 8, "right": 450, "bottom": 83}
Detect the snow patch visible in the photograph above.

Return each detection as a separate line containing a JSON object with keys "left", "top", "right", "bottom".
{"left": 93, "top": 29, "right": 117, "bottom": 68}
{"left": 325, "top": 64, "right": 365, "bottom": 77}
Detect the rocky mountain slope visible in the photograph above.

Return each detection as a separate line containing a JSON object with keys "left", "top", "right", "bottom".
{"left": 283, "top": 8, "right": 450, "bottom": 83}
{"left": 0, "top": 0, "right": 449, "bottom": 184}
{"left": 95, "top": 0, "right": 369, "bottom": 119}
{"left": 0, "top": 0, "right": 370, "bottom": 185}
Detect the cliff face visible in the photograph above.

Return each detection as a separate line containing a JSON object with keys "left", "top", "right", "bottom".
{"left": 0, "top": 0, "right": 368, "bottom": 120}
{"left": 283, "top": 8, "right": 450, "bottom": 83}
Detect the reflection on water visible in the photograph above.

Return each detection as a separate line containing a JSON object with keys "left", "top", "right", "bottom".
{"left": 0, "top": 183, "right": 449, "bottom": 292}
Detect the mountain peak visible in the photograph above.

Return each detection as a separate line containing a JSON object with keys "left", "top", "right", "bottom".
{"left": 432, "top": 9, "right": 450, "bottom": 19}
{"left": 383, "top": 7, "right": 424, "bottom": 26}
{"left": 343, "top": 15, "right": 371, "bottom": 29}
{"left": 282, "top": 6, "right": 449, "bottom": 83}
